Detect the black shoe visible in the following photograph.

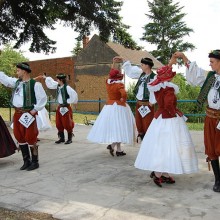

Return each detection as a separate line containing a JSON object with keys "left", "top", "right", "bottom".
{"left": 161, "top": 176, "right": 175, "bottom": 184}
{"left": 136, "top": 134, "right": 145, "bottom": 143}
{"left": 26, "top": 162, "right": 39, "bottom": 171}
{"left": 55, "top": 131, "right": 65, "bottom": 144}
{"left": 213, "top": 181, "right": 220, "bottom": 192}
{"left": 65, "top": 140, "right": 72, "bottom": 144}
{"left": 20, "top": 160, "right": 31, "bottom": 170}
{"left": 150, "top": 171, "right": 155, "bottom": 178}
{"left": 107, "top": 145, "right": 114, "bottom": 156}
{"left": 116, "top": 151, "right": 126, "bottom": 156}
{"left": 55, "top": 139, "right": 65, "bottom": 144}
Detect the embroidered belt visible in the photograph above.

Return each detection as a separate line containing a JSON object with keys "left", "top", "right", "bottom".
{"left": 137, "top": 100, "right": 149, "bottom": 106}
{"left": 15, "top": 107, "right": 31, "bottom": 114}
{"left": 206, "top": 107, "right": 220, "bottom": 119}
{"left": 59, "top": 104, "right": 70, "bottom": 107}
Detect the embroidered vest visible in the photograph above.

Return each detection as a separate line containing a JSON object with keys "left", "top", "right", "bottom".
{"left": 13, "top": 79, "right": 36, "bottom": 109}
{"left": 56, "top": 84, "right": 70, "bottom": 104}
{"left": 197, "top": 71, "right": 217, "bottom": 108}
{"left": 133, "top": 72, "right": 156, "bottom": 100}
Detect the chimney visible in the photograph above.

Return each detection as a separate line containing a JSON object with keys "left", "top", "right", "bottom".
{"left": 83, "top": 36, "right": 89, "bottom": 48}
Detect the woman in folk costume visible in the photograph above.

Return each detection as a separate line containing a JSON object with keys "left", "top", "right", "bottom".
{"left": 174, "top": 50, "right": 220, "bottom": 192}
{"left": 0, "top": 115, "right": 17, "bottom": 158}
{"left": 87, "top": 62, "right": 135, "bottom": 156}
{"left": 37, "top": 73, "right": 78, "bottom": 144}
{"left": 134, "top": 57, "right": 198, "bottom": 187}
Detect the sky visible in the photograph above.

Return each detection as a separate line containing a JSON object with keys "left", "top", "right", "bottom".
{"left": 18, "top": 0, "right": 220, "bottom": 71}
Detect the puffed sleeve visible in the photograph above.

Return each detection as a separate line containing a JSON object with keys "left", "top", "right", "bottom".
{"left": 122, "top": 61, "right": 142, "bottom": 79}
{"left": 33, "top": 82, "right": 47, "bottom": 112}
{"left": 185, "top": 61, "right": 208, "bottom": 87}
{"left": 0, "top": 71, "right": 17, "bottom": 88}
{"left": 66, "top": 86, "right": 78, "bottom": 104}
{"left": 45, "top": 77, "right": 58, "bottom": 89}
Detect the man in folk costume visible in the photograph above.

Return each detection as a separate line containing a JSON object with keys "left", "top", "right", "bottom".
{"left": 0, "top": 63, "right": 47, "bottom": 171}
{"left": 115, "top": 57, "right": 156, "bottom": 142}
{"left": 175, "top": 50, "right": 220, "bottom": 193}
{"left": 38, "top": 73, "right": 78, "bottom": 144}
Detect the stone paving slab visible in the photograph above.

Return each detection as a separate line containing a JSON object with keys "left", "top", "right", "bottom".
{"left": 0, "top": 125, "right": 219, "bottom": 220}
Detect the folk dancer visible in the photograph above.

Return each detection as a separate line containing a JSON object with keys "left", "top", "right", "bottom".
{"left": 117, "top": 57, "right": 156, "bottom": 142}
{"left": 37, "top": 73, "right": 78, "bottom": 144}
{"left": 134, "top": 57, "right": 198, "bottom": 187}
{"left": 0, "top": 63, "right": 47, "bottom": 170}
{"left": 87, "top": 58, "right": 135, "bottom": 156}
{"left": 174, "top": 50, "right": 220, "bottom": 192}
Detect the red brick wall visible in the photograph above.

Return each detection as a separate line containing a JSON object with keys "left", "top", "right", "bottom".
{"left": 76, "top": 74, "right": 108, "bottom": 112}
{"left": 28, "top": 57, "right": 75, "bottom": 89}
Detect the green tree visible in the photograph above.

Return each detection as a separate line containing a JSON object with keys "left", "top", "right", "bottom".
{"left": 142, "top": 0, "right": 195, "bottom": 64}
{"left": 72, "top": 39, "right": 83, "bottom": 56}
{"left": 0, "top": 44, "right": 28, "bottom": 107}
{"left": 126, "top": 74, "right": 205, "bottom": 122}
{"left": 172, "top": 73, "right": 205, "bottom": 122}
{"left": 126, "top": 82, "right": 136, "bottom": 113}
{"left": 0, "top": 0, "right": 139, "bottom": 53}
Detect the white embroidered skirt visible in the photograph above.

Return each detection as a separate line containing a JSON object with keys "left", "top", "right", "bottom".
{"left": 87, "top": 103, "right": 136, "bottom": 145}
{"left": 134, "top": 115, "right": 198, "bottom": 174}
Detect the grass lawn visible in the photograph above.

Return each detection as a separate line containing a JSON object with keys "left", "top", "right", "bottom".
{"left": 0, "top": 107, "right": 98, "bottom": 126}
{"left": 0, "top": 108, "right": 204, "bottom": 130}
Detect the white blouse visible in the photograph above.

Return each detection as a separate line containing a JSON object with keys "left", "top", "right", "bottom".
{"left": 122, "top": 61, "right": 155, "bottom": 100}
{"left": 0, "top": 71, "right": 47, "bottom": 111}
{"left": 45, "top": 77, "right": 78, "bottom": 104}
{"left": 185, "top": 62, "right": 220, "bottom": 110}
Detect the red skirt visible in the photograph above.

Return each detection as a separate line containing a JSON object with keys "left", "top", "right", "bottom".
{"left": 0, "top": 116, "right": 17, "bottom": 158}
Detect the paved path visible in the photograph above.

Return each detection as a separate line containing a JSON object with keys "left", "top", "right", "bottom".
{"left": 0, "top": 124, "right": 219, "bottom": 220}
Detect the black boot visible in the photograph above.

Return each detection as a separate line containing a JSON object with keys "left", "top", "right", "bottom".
{"left": 27, "top": 145, "right": 39, "bottom": 171}
{"left": 19, "top": 144, "right": 31, "bottom": 170}
{"left": 65, "top": 132, "right": 73, "bottom": 144}
{"left": 211, "top": 159, "right": 220, "bottom": 192}
{"left": 55, "top": 131, "right": 65, "bottom": 144}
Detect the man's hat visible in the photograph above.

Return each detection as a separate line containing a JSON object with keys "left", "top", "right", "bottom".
{"left": 16, "top": 62, "right": 31, "bottom": 73}
{"left": 208, "top": 50, "right": 220, "bottom": 60}
{"left": 141, "top": 57, "right": 154, "bottom": 67}
{"left": 56, "top": 73, "right": 66, "bottom": 79}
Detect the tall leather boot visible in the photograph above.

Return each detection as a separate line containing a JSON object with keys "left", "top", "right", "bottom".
{"left": 211, "top": 159, "right": 220, "bottom": 192}
{"left": 65, "top": 132, "right": 73, "bottom": 144}
{"left": 27, "top": 145, "right": 39, "bottom": 171}
{"left": 19, "top": 144, "right": 31, "bottom": 170}
{"left": 55, "top": 131, "right": 65, "bottom": 144}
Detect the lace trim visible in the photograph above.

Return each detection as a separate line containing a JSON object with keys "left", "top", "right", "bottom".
{"left": 148, "top": 82, "right": 179, "bottom": 94}
{"left": 107, "top": 79, "right": 123, "bottom": 84}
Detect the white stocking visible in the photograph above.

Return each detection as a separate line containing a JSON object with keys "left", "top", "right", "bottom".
{"left": 116, "top": 142, "right": 122, "bottom": 152}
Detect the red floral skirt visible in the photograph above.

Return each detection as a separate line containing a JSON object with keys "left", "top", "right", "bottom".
{"left": 0, "top": 116, "right": 17, "bottom": 158}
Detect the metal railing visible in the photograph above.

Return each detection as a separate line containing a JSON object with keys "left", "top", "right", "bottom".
{"left": 47, "top": 99, "right": 206, "bottom": 118}
{"left": 6, "top": 99, "right": 206, "bottom": 121}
